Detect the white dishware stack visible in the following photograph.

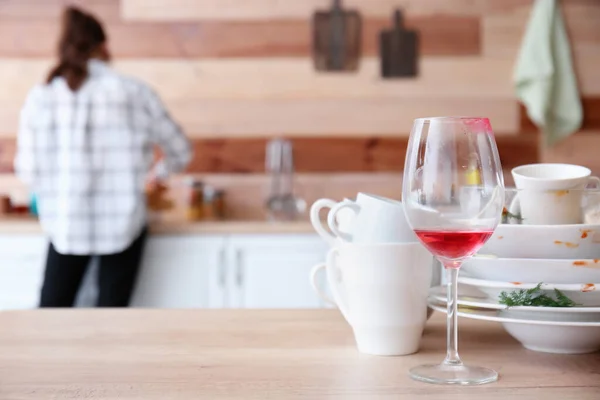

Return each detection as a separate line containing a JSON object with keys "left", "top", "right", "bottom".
{"left": 309, "top": 193, "right": 439, "bottom": 356}
{"left": 430, "top": 164, "right": 600, "bottom": 354}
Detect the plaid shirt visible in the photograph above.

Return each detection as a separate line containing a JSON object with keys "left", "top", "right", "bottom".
{"left": 15, "top": 60, "right": 191, "bottom": 255}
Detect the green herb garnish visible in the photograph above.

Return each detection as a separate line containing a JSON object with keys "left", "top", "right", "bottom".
{"left": 499, "top": 283, "right": 579, "bottom": 307}
{"left": 501, "top": 207, "right": 523, "bottom": 224}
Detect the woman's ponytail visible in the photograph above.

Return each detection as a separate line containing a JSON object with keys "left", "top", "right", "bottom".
{"left": 46, "top": 7, "right": 107, "bottom": 91}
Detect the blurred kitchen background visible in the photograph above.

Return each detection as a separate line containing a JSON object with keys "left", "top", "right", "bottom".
{"left": 0, "top": 0, "right": 598, "bottom": 310}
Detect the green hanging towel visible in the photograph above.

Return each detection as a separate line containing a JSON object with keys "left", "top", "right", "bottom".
{"left": 513, "top": 0, "right": 582, "bottom": 146}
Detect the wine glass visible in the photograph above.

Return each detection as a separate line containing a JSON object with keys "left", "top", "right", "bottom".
{"left": 402, "top": 117, "right": 504, "bottom": 385}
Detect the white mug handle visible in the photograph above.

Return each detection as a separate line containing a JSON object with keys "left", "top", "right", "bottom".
{"left": 587, "top": 176, "right": 600, "bottom": 189}
{"left": 324, "top": 248, "right": 352, "bottom": 324}
{"left": 327, "top": 201, "right": 360, "bottom": 243}
{"left": 309, "top": 263, "right": 336, "bottom": 306}
{"left": 310, "top": 199, "right": 339, "bottom": 246}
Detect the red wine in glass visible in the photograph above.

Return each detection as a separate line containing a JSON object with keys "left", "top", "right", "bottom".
{"left": 414, "top": 230, "right": 493, "bottom": 264}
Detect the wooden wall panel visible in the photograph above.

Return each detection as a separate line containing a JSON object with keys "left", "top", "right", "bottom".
{"left": 166, "top": 98, "right": 519, "bottom": 137}
{"left": 0, "top": 16, "right": 480, "bottom": 58}
{"left": 188, "top": 138, "right": 407, "bottom": 173}
{"left": 481, "top": 3, "right": 528, "bottom": 58}
{"left": 520, "top": 98, "right": 600, "bottom": 132}
{"left": 0, "top": 138, "right": 15, "bottom": 173}
{"left": 0, "top": 57, "right": 518, "bottom": 136}
{"left": 122, "top": 0, "right": 486, "bottom": 21}
{"left": 0, "top": 106, "right": 22, "bottom": 138}
{"left": 542, "top": 131, "right": 600, "bottom": 176}
{"left": 171, "top": 21, "right": 311, "bottom": 59}
{"left": 0, "top": 97, "right": 520, "bottom": 137}
{"left": 562, "top": 0, "right": 600, "bottom": 58}
{"left": 190, "top": 136, "right": 538, "bottom": 173}
{"left": 483, "top": 0, "right": 600, "bottom": 61}
{"left": 577, "top": 56, "right": 600, "bottom": 96}
{"left": 0, "top": 57, "right": 513, "bottom": 104}
{"left": 0, "top": 0, "right": 121, "bottom": 21}
{"left": 5, "top": 52, "right": 600, "bottom": 107}
{"left": 0, "top": 134, "right": 538, "bottom": 174}
{"left": 581, "top": 98, "right": 600, "bottom": 132}
{"left": 0, "top": 60, "right": 50, "bottom": 103}
{"left": 364, "top": 15, "right": 480, "bottom": 57}
{"left": 0, "top": 22, "right": 58, "bottom": 58}
{"left": 127, "top": 57, "right": 510, "bottom": 100}
{"left": 0, "top": 22, "right": 198, "bottom": 59}
{"left": 480, "top": 0, "right": 532, "bottom": 13}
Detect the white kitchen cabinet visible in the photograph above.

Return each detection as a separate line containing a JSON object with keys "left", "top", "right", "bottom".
{"left": 0, "top": 229, "right": 331, "bottom": 310}
{"left": 0, "top": 234, "right": 46, "bottom": 309}
{"left": 227, "top": 234, "right": 328, "bottom": 309}
{"left": 130, "top": 235, "right": 227, "bottom": 308}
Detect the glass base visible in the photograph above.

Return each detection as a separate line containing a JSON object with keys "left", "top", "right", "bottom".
{"left": 409, "top": 363, "right": 498, "bottom": 386}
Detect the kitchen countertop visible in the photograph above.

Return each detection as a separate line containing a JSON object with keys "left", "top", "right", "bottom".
{"left": 0, "top": 310, "right": 597, "bottom": 399}
{"left": 0, "top": 216, "right": 316, "bottom": 235}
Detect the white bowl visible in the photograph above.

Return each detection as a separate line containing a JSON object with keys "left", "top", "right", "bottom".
{"left": 479, "top": 223, "right": 600, "bottom": 259}
{"left": 462, "top": 257, "right": 600, "bottom": 284}
{"left": 499, "top": 309, "right": 600, "bottom": 323}
{"left": 457, "top": 276, "right": 600, "bottom": 307}
{"left": 428, "top": 301, "right": 600, "bottom": 354}
{"left": 502, "top": 322, "right": 600, "bottom": 354}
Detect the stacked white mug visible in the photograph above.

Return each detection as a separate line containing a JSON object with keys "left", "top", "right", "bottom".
{"left": 310, "top": 193, "right": 435, "bottom": 356}
{"left": 511, "top": 163, "right": 600, "bottom": 225}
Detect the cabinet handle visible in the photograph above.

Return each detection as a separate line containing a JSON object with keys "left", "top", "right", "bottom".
{"left": 218, "top": 249, "right": 226, "bottom": 288}
{"left": 235, "top": 250, "right": 243, "bottom": 287}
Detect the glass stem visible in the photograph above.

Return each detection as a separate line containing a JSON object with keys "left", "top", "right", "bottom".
{"left": 443, "top": 264, "right": 462, "bottom": 366}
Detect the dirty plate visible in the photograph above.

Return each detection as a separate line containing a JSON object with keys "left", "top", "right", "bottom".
{"left": 462, "top": 257, "right": 600, "bottom": 284}
{"left": 457, "top": 276, "right": 600, "bottom": 307}
{"left": 430, "top": 285, "right": 600, "bottom": 323}
{"left": 479, "top": 223, "right": 600, "bottom": 259}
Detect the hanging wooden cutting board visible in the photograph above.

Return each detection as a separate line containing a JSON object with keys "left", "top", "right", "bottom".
{"left": 312, "top": 0, "right": 362, "bottom": 72}
{"left": 379, "top": 10, "right": 419, "bottom": 78}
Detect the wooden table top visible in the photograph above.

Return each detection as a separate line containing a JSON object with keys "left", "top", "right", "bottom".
{"left": 0, "top": 309, "right": 598, "bottom": 399}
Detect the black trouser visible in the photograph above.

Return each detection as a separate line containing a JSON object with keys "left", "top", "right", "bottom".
{"left": 39, "top": 228, "right": 147, "bottom": 308}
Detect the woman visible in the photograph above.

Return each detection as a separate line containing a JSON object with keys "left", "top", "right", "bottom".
{"left": 15, "top": 7, "right": 192, "bottom": 307}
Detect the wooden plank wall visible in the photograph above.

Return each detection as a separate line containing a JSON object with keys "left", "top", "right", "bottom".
{"left": 0, "top": 0, "right": 599, "bottom": 175}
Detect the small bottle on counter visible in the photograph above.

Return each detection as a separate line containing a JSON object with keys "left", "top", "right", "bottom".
{"left": 0, "top": 195, "right": 10, "bottom": 216}
{"left": 203, "top": 186, "right": 225, "bottom": 220}
{"left": 184, "top": 177, "right": 204, "bottom": 221}
{"left": 29, "top": 194, "right": 38, "bottom": 217}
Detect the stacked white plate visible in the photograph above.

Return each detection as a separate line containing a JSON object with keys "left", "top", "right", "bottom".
{"left": 430, "top": 221, "right": 600, "bottom": 354}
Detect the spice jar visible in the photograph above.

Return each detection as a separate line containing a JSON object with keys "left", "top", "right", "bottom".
{"left": 203, "top": 187, "right": 225, "bottom": 220}
{"left": 146, "top": 180, "right": 173, "bottom": 211}
{"left": 0, "top": 195, "right": 10, "bottom": 215}
{"left": 184, "top": 178, "right": 204, "bottom": 221}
